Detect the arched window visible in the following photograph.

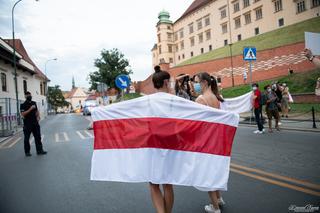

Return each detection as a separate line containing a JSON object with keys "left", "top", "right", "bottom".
{"left": 1, "top": 73, "right": 7, "bottom": 92}
{"left": 23, "top": 80, "right": 27, "bottom": 94}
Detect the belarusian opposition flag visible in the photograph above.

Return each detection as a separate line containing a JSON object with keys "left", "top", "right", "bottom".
{"left": 91, "top": 92, "right": 239, "bottom": 191}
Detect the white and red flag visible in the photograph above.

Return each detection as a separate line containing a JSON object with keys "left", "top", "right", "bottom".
{"left": 91, "top": 92, "right": 239, "bottom": 191}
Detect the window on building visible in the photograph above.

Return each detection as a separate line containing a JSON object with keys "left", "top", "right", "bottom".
{"left": 238, "top": 34, "right": 242, "bottom": 41}
{"left": 174, "top": 33, "right": 178, "bottom": 41}
{"left": 209, "top": 45, "right": 212, "bottom": 51}
{"left": 191, "top": 51, "right": 194, "bottom": 57}
{"left": 224, "top": 39, "right": 228, "bottom": 46}
{"left": 201, "top": 48, "right": 204, "bottom": 54}
{"left": 167, "top": 26, "right": 171, "bottom": 30}
{"left": 312, "top": 0, "right": 320, "bottom": 7}
{"left": 159, "top": 45, "right": 162, "bottom": 54}
{"left": 278, "top": 18, "right": 284, "bottom": 27}
{"left": 168, "top": 45, "right": 173, "bottom": 53}
{"left": 189, "top": 23, "right": 194, "bottom": 34}
{"left": 244, "top": 12, "right": 251, "bottom": 24}
{"left": 243, "top": 0, "right": 250, "bottom": 8}
{"left": 198, "top": 33, "right": 203, "bottom": 43}
{"left": 160, "top": 58, "right": 165, "bottom": 63}
{"left": 206, "top": 30, "right": 211, "bottom": 40}
{"left": 176, "top": 45, "right": 179, "bottom": 52}
{"left": 180, "top": 41, "right": 184, "bottom": 50}
{"left": 297, "top": 1, "right": 306, "bottom": 13}
{"left": 167, "top": 33, "right": 173, "bottom": 41}
{"left": 217, "top": 77, "right": 222, "bottom": 83}
{"left": 157, "top": 34, "right": 161, "bottom": 43}
{"left": 222, "top": 23, "right": 228, "bottom": 34}
{"left": 220, "top": 9, "right": 227, "bottom": 19}
{"left": 274, "top": 0, "right": 283, "bottom": 12}
{"left": 1, "top": 73, "right": 7, "bottom": 92}
{"left": 179, "top": 29, "right": 184, "bottom": 39}
{"left": 255, "top": 7, "right": 263, "bottom": 20}
{"left": 178, "top": 55, "right": 181, "bottom": 60}
{"left": 182, "top": 54, "right": 185, "bottom": 59}
{"left": 169, "top": 58, "right": 173, "bottom": 63}
{"left": 23, "top": 80, "right": 27, "bottom": 94}
{"left": 40, "top": 82, "right": 43, "bottom": 95}
{"left": 235, "top": 17, "right": 241, "bottom": 29}
{"left": 204, "top": 15, "right": 211, "bottom": 26}
{"left": 234, "top": 1, "right": 240, "bottom": 12}
{"left": 190, "top": 37, "right": 195, "bottom": 46}
{"left": 157, "top": 27, "right": 160, "bottom": 31}
{"left": 197, "top": 19, "right": 203, "bottom": 30}
{"left": 255, "top": 27, "right": 260, "bottom": 35}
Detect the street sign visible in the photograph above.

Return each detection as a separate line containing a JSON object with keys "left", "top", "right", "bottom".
{"left": 97, "top": 83, "right": 108, "bottom": 93}
{"left": 115, "top": 75, "right": 130, "bottom": 90}
{"left": 243, "top": 47, "right": 257, "bottom": 61}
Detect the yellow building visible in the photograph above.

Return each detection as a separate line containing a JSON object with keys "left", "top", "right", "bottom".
{"left": 152, "top": 0, "right": 320, "bottom": 68}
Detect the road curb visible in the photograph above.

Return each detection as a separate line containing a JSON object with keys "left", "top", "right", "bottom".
{"left": 239, "top": 123, "right": 320, "bottom": 133}
{"left": 0, "top": 128, "right": 23, "bottom": 144}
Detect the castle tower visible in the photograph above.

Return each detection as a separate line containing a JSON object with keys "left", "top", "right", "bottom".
{"left": 152, "top": 10, "right": 174, "bottom": 68}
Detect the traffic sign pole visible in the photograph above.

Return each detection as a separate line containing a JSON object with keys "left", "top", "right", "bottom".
{"left": 249, "top": 61, "right": 252, "bottom": 84}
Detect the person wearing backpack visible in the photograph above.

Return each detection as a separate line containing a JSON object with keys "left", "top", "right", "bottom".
{"left": 252, "top": 83, "right": 265, "bottom": 134}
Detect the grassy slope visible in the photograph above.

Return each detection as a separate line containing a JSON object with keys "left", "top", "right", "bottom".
{"left": 177, "top": 17, "right": 320, "bottom": 67}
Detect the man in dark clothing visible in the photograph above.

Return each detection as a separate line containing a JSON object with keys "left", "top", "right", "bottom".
{"left": 252, "top": 83, "right": 264, "bottom": 134}
{"left": 20, "top": 91, "right": 47, "bottom": 157}
{"left": 265, "top": 85, "right": 280, "bottom": 133}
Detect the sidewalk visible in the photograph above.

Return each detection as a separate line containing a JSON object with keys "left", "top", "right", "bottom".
{"left": 240, "top": 112, "right": 320, "bottom": 132}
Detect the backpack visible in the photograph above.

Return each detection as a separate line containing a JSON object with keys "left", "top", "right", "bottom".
{"left": 259, "top": 92, "right": 267, "bottom": 106}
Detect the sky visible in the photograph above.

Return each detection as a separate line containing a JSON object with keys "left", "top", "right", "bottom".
{"left": 0, "top": 0, "right": 194, "bottom": 91}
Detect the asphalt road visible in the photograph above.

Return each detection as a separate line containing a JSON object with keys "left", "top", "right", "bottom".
{"left": 0, "top": 114, "right": 319, "bottom": 213}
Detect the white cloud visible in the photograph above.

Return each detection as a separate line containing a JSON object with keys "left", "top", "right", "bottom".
{"left": 0, "top": 0, "right": 194, "bottom": 90}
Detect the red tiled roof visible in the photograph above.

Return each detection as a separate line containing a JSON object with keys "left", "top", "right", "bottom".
{"left": 175, "top": 0, "right": 213, "bottom": 23}
{"left": 4, "top": 39, "right": 49, "bottom": 81}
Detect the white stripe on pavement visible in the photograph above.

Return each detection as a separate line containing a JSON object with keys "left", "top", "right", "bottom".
{"left": 0, "top": 138, "right": 14, "bottom": 149}
{"left": 76, "top": 131, "right": 85, "bottom": 139}
{"left": 55, "top": 133, "right": 60, "bottom": 142}
{"left": 63, "top": 132, "right": 70, "bottom": 141}
{"left": 7, "top": 137, "right": 22, "bottom": 148}
{"left": 84, "top": 130, "right": 93, "bottom": 138}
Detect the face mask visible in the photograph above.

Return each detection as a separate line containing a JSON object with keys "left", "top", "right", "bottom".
{"left": 26, "top": 96, "right": 32, "bottom": 101}
{"left": 252, "top": 86, "right": 257, "bottom": 91}
{"left": 267, "top": 88, "right": 271, "bottom": 93}
{"left": 193, "top": 83, "right": 201, "bottom": 93}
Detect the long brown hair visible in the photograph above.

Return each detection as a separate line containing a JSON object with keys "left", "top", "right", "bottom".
{"left": 196, "top": 72, "right": 224, "bottom": 102}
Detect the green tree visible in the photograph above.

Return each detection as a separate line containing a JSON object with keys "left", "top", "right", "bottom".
{"left": 88, "top": 48, "right": 132, "bottom": 91}
{"left": 47, "top": 85, "right": 69, "bottom": 112}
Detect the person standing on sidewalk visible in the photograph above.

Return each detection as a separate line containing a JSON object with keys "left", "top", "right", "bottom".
{"left": 20, "top": 91, "right": 47, "bottom": 157}
{"left": 252, "top": 83, "right": 264, "bottom": 134}
{"left": 264, "top": 86, "right": 280, "bottom": 133}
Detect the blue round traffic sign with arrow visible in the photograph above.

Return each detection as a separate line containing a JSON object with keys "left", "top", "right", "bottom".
{"left": 115, "top": 75, "right": 130, "bottom": 90}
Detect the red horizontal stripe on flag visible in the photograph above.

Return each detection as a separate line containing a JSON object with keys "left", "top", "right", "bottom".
{"left": 93, "top": 118, "right": 236, "bottom": 156}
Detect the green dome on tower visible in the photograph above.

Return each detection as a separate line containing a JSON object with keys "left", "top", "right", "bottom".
{"left": 157, "top": 10, "right": 172, "bottom": 24}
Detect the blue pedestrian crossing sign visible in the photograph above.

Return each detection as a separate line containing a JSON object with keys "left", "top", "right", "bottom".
{"left": 115, "top": 75, "right": 130, "bottom": 90}
{"left": 243, "top": 47, "right": 257, "bottom": 61}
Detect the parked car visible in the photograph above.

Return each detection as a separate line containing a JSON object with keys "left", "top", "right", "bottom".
{"left": 83, "top": 100, "right": 98, "bottom": 116}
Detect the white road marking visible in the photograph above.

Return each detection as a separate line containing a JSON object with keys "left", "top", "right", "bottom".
{"left": 84, "top": 130, "right": 93, "bottom": 138}
{"left": 7, "top": 137, "right": 22, "bottom": 148}
{"left": 76, "top": 131, "right": 85, "bottom": 139}
{"left": 55, "top": 133, "right": 60, "bottom": 142}
{"left": 63, "top": 132, "right": 70, "bottom": 141}
{"left": 0, "top": 138, "right": 14, "bottom": 149}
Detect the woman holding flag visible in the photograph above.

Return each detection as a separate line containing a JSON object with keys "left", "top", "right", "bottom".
{"left": 193, "top": 72, "right": 226, "bottom": 213}
{"left": 149, "top": 65, "right": 174, "bottom": 213}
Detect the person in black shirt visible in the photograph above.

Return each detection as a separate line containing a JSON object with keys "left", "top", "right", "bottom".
{"left": 20, "top": 91, "right": 47, "bottom": 156}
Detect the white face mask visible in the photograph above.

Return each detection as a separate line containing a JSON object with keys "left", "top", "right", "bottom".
{"left": 252, "top": 86, "right": 257, "bottom": 91}
{"left": 267, "top": 88, "right": 272, "bottom": 93}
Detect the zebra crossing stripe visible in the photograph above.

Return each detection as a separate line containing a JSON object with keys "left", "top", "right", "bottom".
{"left": 63, "top": 132, "right": 70, "bottom": 141}
{"left": 84, "top": 130, "right": 93, "bottom": 138}
{"left": 7, "top": 137, "right": 22, "bottom": 148}
{"left": 76, "top": 131, "right": 85, "bottom": 139}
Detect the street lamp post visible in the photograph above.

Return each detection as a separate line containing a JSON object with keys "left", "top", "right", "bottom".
{"left": 44, "top": 58, "right": 57, "bottom": 115}
{"left": 12, "top": 0, "right": 38, "bottom": 124}
{"left": 227, "top": 0, "right": 235, "bottom": 87}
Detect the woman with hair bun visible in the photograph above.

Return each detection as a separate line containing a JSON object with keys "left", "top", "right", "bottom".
{"left": 149, "top": 65, "right": 174, "bottom": 213}
{"left": 193, "top": 72, "right": 225, "bottom": 213}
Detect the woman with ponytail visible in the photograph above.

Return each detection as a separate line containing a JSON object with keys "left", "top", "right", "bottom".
{"left": 149, "top": 65, "right": 174, "bottom": 213}
{"left": 193, "top": 72, "right": 225, "bottom": 213}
